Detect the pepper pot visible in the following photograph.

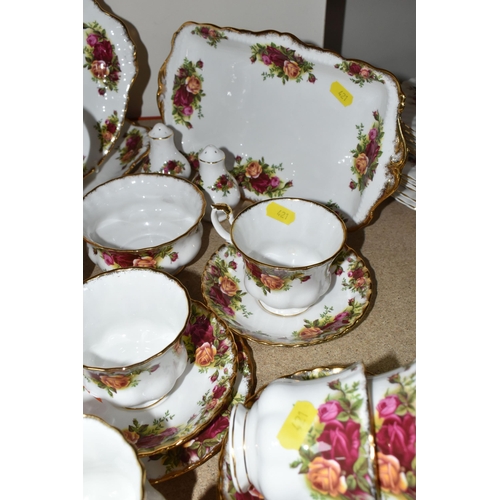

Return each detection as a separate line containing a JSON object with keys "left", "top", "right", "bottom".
{"left": 146, "top": 123, "right": 191, "bottom": 178}
{"left": 196, "top": 145, "right": 241, "bottom": 221}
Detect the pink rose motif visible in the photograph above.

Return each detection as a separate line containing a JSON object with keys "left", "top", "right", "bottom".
{"left": 376, "top": 413, "right": 416, "bottom": 470}
{"left": 318, "top": 419, "right": 361, "bottom": 474}
{"left": 183, "top": 105, "right": 194, "bottom": 116}
{"left": 86, "top": 34, "right": 99, "bottom": 46}
{"left": 368, "top": 128, "right": 378, "bottom": 140}
{"left": 348, "top": 268, "right": 364, "bottom": 279}
{"left": 317, "top": 400, "right": 343, "bottom": 424}
{"left": 359, "top": 67, "right": 371, "bottom": 78}
{"left": 102, "top": 252, "right": 114, "bottom": 266}
{"left": 270, "top": 176, "right": 280, "bottom": 188}
{"left": 377, "top": 395, "right": 400, "bottom": 418}
{"left": 261, "top": 54, "right": 272, "bottom": 65}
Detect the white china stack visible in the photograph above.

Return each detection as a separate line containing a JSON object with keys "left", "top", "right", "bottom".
{"left": 392, "top": 78, "right": 416, "bottom": 210}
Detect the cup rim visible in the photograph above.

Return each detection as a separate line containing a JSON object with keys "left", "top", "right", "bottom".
{"left": 83, "top": 414, "right": 146, "bottom": 500}
{"left": 83, "top": 173, "right": 206, "bottom": 254}
{"left": 83, "top": 267, "right": 190, "bottom": 372}
{"left": 229, "top": 197, "right": 347, "bottom": 271}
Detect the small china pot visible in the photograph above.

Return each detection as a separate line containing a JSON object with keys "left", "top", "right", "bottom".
{"left": 83, "top": 267, "right": 189, "bottom": 409}
{"left": 145, "top": 123, "right": 191, "bottom": 178}
{"left": 195, "top": 145, "right": 241, "bottom": 221}
{"left": 228, "top": 362, "right": 377, "bottom": 500}
{"left": 83, "top": 414, "right": 146, "bottom": 500}
{"left": 83, "top": 173, "right": 205, "bottom": 274}
{"left": 212, "top": 198, "right": 346, "bottom": 316}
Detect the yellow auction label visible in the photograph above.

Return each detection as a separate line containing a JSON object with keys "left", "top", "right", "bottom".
{"left": 277, "top": 401, "right": 317, "bottom": 450}
{"left": 266, "top": 202, "right": 296, "bottom": 225}
{"left": 330, "top": 81, "right": 353, "bottom": 107}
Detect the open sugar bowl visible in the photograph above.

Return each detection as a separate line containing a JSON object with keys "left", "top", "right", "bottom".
{"left": 83, "top": 267, "right": 190, "bottom": 410}
{"left": 212, "top": 198, "right": 346, "bottom": 316}
{"left": 83, "top": 173, "right": 205, "bottom": 274}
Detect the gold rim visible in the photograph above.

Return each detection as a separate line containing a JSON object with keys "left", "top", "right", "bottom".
{"left": 228, "top": 197, "right": 347, "bottom": 271}
{"left": 83, "top": 173, "right": 206, "bottom": 254}
{"left": 83, "top": 267, "right": 190, "bottom": 372}
{"left": 83, "top": 414, "right": 147, "bottom": 500}
{"left": 156, "top": 21, "right": 407, "bottom": 232}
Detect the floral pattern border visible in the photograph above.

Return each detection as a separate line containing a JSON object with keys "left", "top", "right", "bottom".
{"left": 250, "top": 42, "right": 316, "bottom": 84}
{"left": 334, "top": 61, "right": 385, "bottom": 87}
{"left": 191, "top": 25, "right": 228, "bottom": 48}
{"left": 232, "top": 156, "right": 292, "bottom": 198}
{"left": 171, "top": 58, "right": 205, "bottom": 129}
{"left": 349, "top": 110, "right": 384, "bottom": 193}
{"left": 83, "top": 21, "right": 122, "bottom": 95}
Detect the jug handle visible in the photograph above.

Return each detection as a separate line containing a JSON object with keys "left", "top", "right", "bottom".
{"left": 211, "top": 203, "right": 234, "bottom": 243}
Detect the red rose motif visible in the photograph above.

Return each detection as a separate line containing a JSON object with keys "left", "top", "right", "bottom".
{"left": 266, "top": 46, "right": 287, "bottom": 67}
{"left": 244, "top": 260, "right": 262, "bottom": 279}
{"left": 197, "top": 416, "right": 229, "bottom": 442}
{"left": 376, "top": 413, "right": 416, "bottom": 470}
{"left": 185, "top": 315, "right": 214, "bottom": 347}
{"left": 377, "top": 395, "right": 400, "bottom": 417}
{"left": 173, "top": 86, "right": 194, "bottom": 108}
{"left": 93, "top": 40, "right": 113, "bottom": 64}
{"left": 365, "top": 140, "right": 380, "bottom": 163}
{"left": 317, "top": 419, "right": 361, "bottom": 474}
{"left": 209, "top": 285, "right": 231, "bottom": 309}
{"left": 136, "top": 427, "right": 178, "bottom": 449}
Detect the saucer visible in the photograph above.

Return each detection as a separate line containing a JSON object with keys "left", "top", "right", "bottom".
{"left": 202, "top": 244, "right": 372, "bottom": 346}
{"left": 83, "top": 300, "right": 238, "bottom": 457}
{"left": 83, "top": 120, "right": 150, "bottom": 196}
{"left": 367, "top": 361, "right": 416, "bottom": 499}
{"left": 218, "top": 364, "right": 366, "bottom": 500}
{"left": 142, "top": 337, "right": 256, "bottom": 483}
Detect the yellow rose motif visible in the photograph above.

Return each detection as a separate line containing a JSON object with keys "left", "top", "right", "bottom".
{"left": 133, "top": 256, "right": 156, "bottom": 268}
{"left": 219, "top": 276, "right": 238, "bottom": 296}
{"left": 102, "top": 130, "right": 114, "bottom": 143}
{"left": 260, "top": 274, "right": 285, "bottom": 290}
{"left": 377, "top": 452, "right": 408, "bottom": 495}
{"left": 307, "top": 457, "right": 347, "bottom": 497}
{"left": 91, "top": 60, "right": 109, "bottom": 79}
{"left": 355, "top": 153, "right": 369, "bottom": 175}
{"left": 283, "top": 60, "right": 301, "bottom": 79}
{"left": 245, "top": 160, "right": 262, "bottom": 178}
{"left": 185, "top": 75, "right": 202, "bottom": 95}
{"left": 195, "top": 342, "right": 216, "bottom": 366}
{"left": 99, "top": 374, "right": 131, "bottom": 390}
{"left": 122, "top": 429, "right": 140, "bottom": 445}
{"left": 299, "top": 327, "right": 322, "bottom": 339}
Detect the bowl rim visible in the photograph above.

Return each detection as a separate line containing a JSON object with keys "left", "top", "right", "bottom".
{"left": 83, "top": 267, "right": 191, "bottom": 372}
{"left": 83, "top": 173, "right": 206, "bottom": 254}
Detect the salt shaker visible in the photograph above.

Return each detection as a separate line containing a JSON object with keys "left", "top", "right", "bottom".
{"left": 146, "top": 123, "right": 191, "bottom": 178}
{"left": 196, "top": 145, "right": 241, "bottom": 220}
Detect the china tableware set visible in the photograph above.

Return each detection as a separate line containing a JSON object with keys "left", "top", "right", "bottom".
{"left": 83, "top": 2, "right": 414, "bottom": 497}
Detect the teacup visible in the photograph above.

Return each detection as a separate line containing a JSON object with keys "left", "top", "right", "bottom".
{"left": 211, "top": 198, "right": 346, "bottom": 316}
{"left": 83, "top": 267, "right": 189, "bottom": 409}
{"left": 83, "top": 414, "right": 146, "bottom": 500}
{"left": 83, "top": 173, "right": 206, "bottom": 274}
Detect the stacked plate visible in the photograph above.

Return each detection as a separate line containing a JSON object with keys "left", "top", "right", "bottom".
{"left": 392, "top": 78, "right": 416, "bottom": 210}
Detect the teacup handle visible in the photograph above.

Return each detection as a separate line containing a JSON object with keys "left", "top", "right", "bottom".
{"left": 211, "top": 203, "right": 234, "bottom": 243}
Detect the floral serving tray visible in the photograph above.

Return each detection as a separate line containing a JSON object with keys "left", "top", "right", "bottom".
{"left": 201, "top": 244, "right": 372, "bottom": 346}
{"left": 142, "top": 337, "right": 256, "bottom": 483}
{"left": 157, "top": 22, "right": 407, "bottom": 230}
{"left": 218, "top": 363, "right": 376, "bottom": 500}
{"left": 83, "top": 120, "right": 150, "bottom": 196}
{"left": 83, "top": 301, "right": 237, "bottom": 457}
{"left": 83, "top": 0, "right": 138, "bottom": 177}
{"left": 367, "top": 361, "right": 416, "bottom": 499}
